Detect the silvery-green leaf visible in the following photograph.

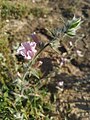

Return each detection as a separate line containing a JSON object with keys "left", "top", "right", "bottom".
{"left": 66, "top": 16, "right": 82, "bottom": 37}
{"left": 68, "top": 17, "right": 82, "bottom": 30}
{"left": 67, "top": 31, "right": 76, "bottom": 37}
{"left": 30, "top": 68, "right": 40, "bottom": 79}
{"left": 50, "top": 40, "right": 60, "bottom": 53}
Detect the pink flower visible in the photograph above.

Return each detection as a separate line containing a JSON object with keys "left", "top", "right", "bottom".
{"left": 17, "top": 42, "right": 37, "bottom": 60}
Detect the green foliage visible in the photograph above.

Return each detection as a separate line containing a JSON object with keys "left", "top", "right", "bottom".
{"left": 0, "top": 85, "right": 14, "bottom": 120}
{"left": 65, "top": 16, "right": 82, "bottom": 37}
{"left": 30, "top": 8, "right": 44, "bottom": 18}
{"left": 30, "top": 68, "right": 41, "bottom": 79}
{"left": 1, "top": 1, "right": 27, "bottom": 19}
{"left": 0, "top": 1, "right": 48, "bottom": 20}
{"left": 0, "top": 78, "right": 53, "bottom": 119}
{"left": 0, "top": 37, "right": 13, "bottom": 84}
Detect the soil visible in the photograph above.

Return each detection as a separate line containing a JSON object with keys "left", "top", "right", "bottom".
{"left": 1, "top": 0, "right": 90, "bottom": 119}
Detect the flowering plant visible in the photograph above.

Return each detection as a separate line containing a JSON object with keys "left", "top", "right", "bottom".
{"left": 16, "top": 16, "right": 82, "bottom": 81}
{"left": 17, "top": 41, "right": 37, "bottom": 60}
{"left": 0, "top": 16, "right": 82, "bottom": 120}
